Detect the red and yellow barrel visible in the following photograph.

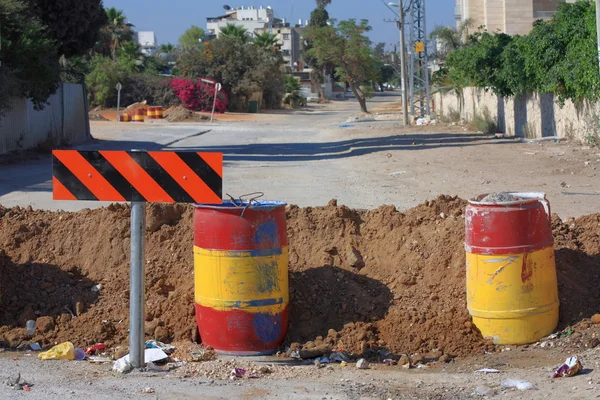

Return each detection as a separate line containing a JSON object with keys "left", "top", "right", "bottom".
{"left": 465, "top": 192, "right": 559, "bottom": 345}
{"left": 193, "top": 201, "right": 288, "bottom": 355}
{"left": 117, "top": 113, "right": 131, "bottom": 122}
{"left": 155, "top": 106, "right": 164, "bottom": 119}
{"left": 147, "top": 107, "right": 156, "bottom": 119}
{"left": 133, "top": 108, "right": 145, "bottom": 122}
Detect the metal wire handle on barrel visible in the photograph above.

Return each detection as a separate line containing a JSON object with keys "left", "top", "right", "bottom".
{"left": 225, "top": 192, "right": 265, "bottom": 217}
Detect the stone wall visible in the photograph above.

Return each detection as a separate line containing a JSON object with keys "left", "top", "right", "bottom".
{"left": 433, "top": 87, "right": 596, "bottom": 143}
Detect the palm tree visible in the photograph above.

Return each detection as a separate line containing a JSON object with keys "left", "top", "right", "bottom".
{"left": 253, "top": 32, "right": 279, "bottom": 50}
{"left": 316, "top": 0, "right": 332, "bottom": 6}
{"left": 430, "top": 18, "right": 473, "bottom": 62}
{"left": 219, "top": 23, "right": 250, "bottom": 43}
{"left": 102, "top": 7, "right": 135, "bottom": 59}
{"left": 159, "top": 43, "right": 175, "bottom": 54}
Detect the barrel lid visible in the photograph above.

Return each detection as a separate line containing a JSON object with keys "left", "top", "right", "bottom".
{"left": 469, "top": 192, "right": 547, "bottom": 207}
{"left": 195, "top": 200, "right": 286, "bottom": 211}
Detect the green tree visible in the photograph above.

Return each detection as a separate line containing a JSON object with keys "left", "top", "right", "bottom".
{"left": 430, "top": 18, "right": 473, "bottom": 61}
{"left": 179, "top": 25, "right": 205, "bottom": 51}
{"left": 159, "top": 43, "right": 175, "bottom": 54}
{"left": 97, "top": 7, "right": 135, "bottom": 59}
{"left": 306, "top": 19, "right": 379, "bottom": 112}
{"left": 0, "top": 0, "right": 60, "bottom": 112}
{"left": 253, "top": 32, "right": 279, "bottom": 50}
{"left": 25, "top": 0, "right": 107, "bottom": 58}
{"left": 302, "top": 1, "right": 332, "bottom": 99}
{"left": 219, "top": 23, "right": 249, "bottom": 43}
{"left": 85, "top": 55, "right": 130, "bottom": 106}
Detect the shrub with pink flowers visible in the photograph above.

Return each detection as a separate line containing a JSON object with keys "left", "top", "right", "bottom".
{"left": 170, "top": 77, "right": 228, "bottom": 113}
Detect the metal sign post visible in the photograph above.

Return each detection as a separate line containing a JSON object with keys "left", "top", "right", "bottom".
{"left": 116, "top": 82, "right": 123, "bottom": 122}
{"left": 211, "top": 83, "right": 222, "bottom": 123}
{"left": 52, "top": 150, "right": 223, "bottom": 370}
{"left": 129, "top": 201, "right": 146, "bottom": 367}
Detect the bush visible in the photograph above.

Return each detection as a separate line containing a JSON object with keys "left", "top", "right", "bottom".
{"left": 170, "top": 77, "right": 228, "bottom": 112}
{"left": 85, "top": 55, "right": 130, "bottom": 107}
{"left": 121, "top": 75, "right": 180, "bottom": 107}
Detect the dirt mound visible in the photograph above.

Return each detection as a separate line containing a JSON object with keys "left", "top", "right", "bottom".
{"left": 164, "top": 106, "right": 209, "bottom": 122}
{"left": 0, "top": 198, "right": 598, "bottom": 359}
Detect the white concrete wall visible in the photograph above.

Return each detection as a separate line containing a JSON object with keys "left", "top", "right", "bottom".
{"left": 0, "top": 83, "right": 90, "bottom": 154}
{"left": 434, "top": 87, "right": 595, "bottom": 143}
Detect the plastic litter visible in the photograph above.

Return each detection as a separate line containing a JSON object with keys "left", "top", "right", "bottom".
{"left": 230, "top": 368, "right": 246, "bottom": 379}
{"left": 501, "top": 379, "right": 535, "bottom": 390}
{"left": 553, "top": 356, "right": 583, "bottom": 378}
{"left": 74, "top": 348, "right": 86, "bottom": 361}
{"left": 339, "top": 124, "right": 354, "bottom": 128}
{"left": 112, "top": 348, "right": 169, "bottom": 373}
{"left": 145, "top": 339, "right": 175, "bottom": 354}
{"left": 329, "top": 352, "right": 349, "bottom": 363}
{"left": 88, "top": 356, "right": 111, "bottom": 364}
{"left": 476, "top": 368, "right": 502, "bottom": 373}
{"left": 26, "top": 320, "right": 36, "bottom": 336}
{"left": 112, "top": 357, "right": 133, "bottom": 374}
{"left": 38, "top": 342, "right": 75, "bottom": 360}
{"left": 475, "top": 386, "right": 496, "bottom": 396}
{"left": 29, "top": 343, "right": 42, "bottom": 351}
{"left": 356, "top": 359, "right": 370, "bottom": 369}
{"left": 141, "top": 387, "right": 155, "bottom": 394}
{"left": 85, "top": 343, "right": 107, "bottom": 355}
{"left": 383, "top": 359, "right": 398, "bottom": 366}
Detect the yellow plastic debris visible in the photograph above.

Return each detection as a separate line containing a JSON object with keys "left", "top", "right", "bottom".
{"left": 38, "top": 342, "right": 75, "bottom": 360}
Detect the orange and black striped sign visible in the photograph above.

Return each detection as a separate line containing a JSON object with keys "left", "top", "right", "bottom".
{"left": 52, "top": 150, "right": 222, "bottom": 203}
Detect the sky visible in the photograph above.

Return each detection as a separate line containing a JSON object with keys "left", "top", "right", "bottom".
{"left": 102, "top": 0, "right": 455, "bottom": 49}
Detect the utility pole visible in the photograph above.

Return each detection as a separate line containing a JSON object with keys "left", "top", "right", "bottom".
{"left": 383, "top": 1, "right": 413, "bottom": 126}
{"left": 409, "top": 0, "right": 430, "bottom": 117}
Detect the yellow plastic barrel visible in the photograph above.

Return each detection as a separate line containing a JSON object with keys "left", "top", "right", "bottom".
{"left": 465, "top": 192, "right": 559, "bottom": 345}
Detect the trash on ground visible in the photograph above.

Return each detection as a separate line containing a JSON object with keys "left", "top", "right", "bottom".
{"left": 191, "top": 348, "right": 216, "bottom": 362}
{"left": 501, "top": 379, "right": 535, "bottom": 390}
{"left": 329, "top": 352, "right": 349, "bottom": 363}
{"left": 475, "top": 386, "right": 496, "bottom": 396}
{"left": 88, "top": 356, "right": 111, "bottom": 364}
{"left": 144, "top": 348, "right": 169, "bottom": 363}
{"left": 383, "top": 359, "right": 398, "bottom": 365}
{"left": 356, "top": 358, "right": 370, "bottom": 369}
{"left": 318, "top": 356, "right": 330, "bottom": 364}
{"left": 390, "top": 171, "right": 407, "bottom": 176}
{"left": 141, "top": 387, "right": 155, "bottom": 394}
{"left": 29, "top": 343, "right": 42, "bottom": 351}
{"left": 74, "top": 348, "right": 86, "bottom": 360}
{"left": 339, "top": 124, "right": 354, "bottom": 128}
{"left": 476, "top": 368, "right": 502, "bottom": 373}
{"left": 85, "top": 343, "right": 107, "bottom": 355}
{"left": 145, "top": 339, "right": 175, "bottom": 354}
{"left": 553, "top": 356, "right": 583, "bottom": 378}
{"left": 22, "top": 385, "right": 31, "bottom": 392}
{"left": 230, "top": 368, "right": 246, "bottom": 379}
{"left": 146, "top": 362, "right": 167, "bottom": 372}
{"left": 26, "top": 320, "right": 36, "bottom": 336}
{"left": 91, "top": 284, "right": 102, "bottom": 292}
{"left": 340, "top": 361, "right": 347, "bottom": 367}
{"left": 38, "top": 342, "right": 75, "bottom": 360}
{"left": 113, "top": 356, "right": 133, "bottom": 374}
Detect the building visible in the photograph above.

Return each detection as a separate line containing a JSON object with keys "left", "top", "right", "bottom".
{"left": 206, "top": 6, "right": 303, "bottom": 71}
{"left": 134, "top": 31, "right": 158, "bottom": 56}
{"left": 455, "top": 0, "right": 576, "bottom": 35}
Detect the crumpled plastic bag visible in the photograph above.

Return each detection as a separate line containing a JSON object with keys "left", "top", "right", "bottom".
{"left": 38, "top": 342, "right": 75, "bottom": 360}
{"left": 553, "top": 356, "right": 583, "bottom": 378}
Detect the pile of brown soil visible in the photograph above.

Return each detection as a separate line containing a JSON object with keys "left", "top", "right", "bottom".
{"left": 0, "top": 198, "right": 598, "bottom": 359}
{"left": 164, "top": 106, "right": 209, "bottom": 122}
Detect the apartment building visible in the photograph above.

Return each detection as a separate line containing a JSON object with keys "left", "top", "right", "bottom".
{"left": 206, "top": 6, "right": 303, "bottom": 71}
{"left": 455, "top": 0, "right": 576, "bottom": 35}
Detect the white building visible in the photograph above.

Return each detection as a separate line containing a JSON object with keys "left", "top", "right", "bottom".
{"left": 206, "top": 6, "right": 275, "bottom": 39}
{"left": 206, "top": 6, "right": 304, "bottom": 71}
{"left": 134, "top": 31, "right": 158, "bottom": 56}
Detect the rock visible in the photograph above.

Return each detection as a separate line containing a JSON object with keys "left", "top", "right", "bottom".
{"left": 5, "top": 331, "right": 26, "bottom": 348}
{"left": 327, "top": 329, "right": 338, "bottom": 338}
{"left": 439, "top": 212, "right": 446, "bottom": 219}
{"left": 18, "top": 305, "right": 36, "bottom": 327}
{"left": 299, "top": 346, "right": 330, "bottom": 359}
{"left": 587, "top": 338, "right": 600, "bottom": 349}
{"left": 144, "top": 320, "right": 159, "bottom": 336}
{"left": 398, "top": 355, "right": 411, "bottom": 368}
{"left": 258, "top": 366, "right": 272, "bottom": 374}
{"left": 411, "top": 354, "right": 424, "bottom": 365}
{"left": 591, "top": 314, "right": 600, "bottom": 324}
{"left": 356, "top": 358, "right": 369, "bottom": 369}
{"left": 36, "top": 316, "right": 55, "bottom": 333}
{"left": 154, "top": 326, "right": 169, "bottom": 343}
{"left": 75, "top": 302, "right": 85, "bottom": 316}
{"left": 114, "top": 346, "right": 128, "bottom": 359}
{"left": 346, "top": 248, "right": 365, "bottom": 269}
{"left": 439, "top": 354, "right": 452, "bottom": 363}
{"left": 397, "top": 273, "right": 416, "bottom": 286}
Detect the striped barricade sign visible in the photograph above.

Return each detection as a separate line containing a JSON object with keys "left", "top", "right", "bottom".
{"left": 52, "top": 150, "right": 222, "bottom": 203}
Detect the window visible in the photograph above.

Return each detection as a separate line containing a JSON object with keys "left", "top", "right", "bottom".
{"left": 283, "top": 33, "right": 290, "bottom": 40}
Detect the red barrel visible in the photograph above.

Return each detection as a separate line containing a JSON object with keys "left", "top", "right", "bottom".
{"left": 465, "top": 192, "right": 559, "bottom": 344}
{"left": 193, "top": 201, "right": 289, "bottom": 355}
